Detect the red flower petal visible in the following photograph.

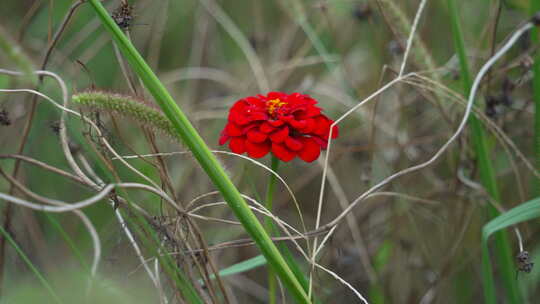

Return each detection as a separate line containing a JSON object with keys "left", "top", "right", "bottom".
{"left": 242, "top": 124, "right": 258, "bottom": 134}
{"left": 260, "top": 122, "right": 276, "bottom": 133}
{"left": 225, "top": 123, "right": 243, "bottom": 136}
{"left": 245, "top": 140, "right": 271, "bottom": 158}
{"left": 285, "top": 137, "right": 303, "bottom": 151}
{"left": 219, "top": 133, "right": 229, "bottom": 145}
{"left": 269, "top": 126, "right": 289, "bottom": 143}
{"left": 272, "top": 143, "right": 296, "bottom": 162}
{"left": 314, "top": 116, "right": 330, "bottom": 136}
{"left": 268, "top": 120, "right": 285, "bottom": 127}
{"left": 251, "top": 112, "right": 268, "bottom": 121}
{"left": 303, "top": 106, "right": 321, "bottom": 118}
{"left": 229, "top": 137, "right": 246, "bottom": 154}
{"left": 280, "top": 115, "right": 294, "bottom": 122}
{"left": 289, "top": 119, "right": 307, "bottom": 129}
{"left": 247, "top": 130, "right": 268, "bottom": 143}
{"left": 229, "top": 111, "right": 250, "bottom": 125}
{"left": 267, "top": 91, "right": 287, "bottom": 100}
{"left": 301, "top": 118, "right": 316, "bottom": 133}
{"left": 298, "top": 137, "right": 321, "bottom": 162}
{"left": 229, "top": 100, "right": 247, "bottom": 113}
{"left": 312, "top": 136, "right": 328, "bottom": 149}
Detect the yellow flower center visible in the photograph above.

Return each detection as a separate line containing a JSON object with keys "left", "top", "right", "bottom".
{"left": 266, "top": 99, "right": 286, "bottom": 115}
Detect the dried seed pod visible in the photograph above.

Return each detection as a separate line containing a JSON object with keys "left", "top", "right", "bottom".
{"left": 516, "top": 251, "right": 534, "bottom": 274}
{"left": 500, "top": 78, "right": 514, "bottom": 107}
{"left": 531, "top": 11, "right": 540, "bottom": 26}
{"left": 0, "top": 109, "right": 10, "bottom": 126}
{"left": 112, "top": 2, "right": 134, "bottom": 29}
{"left": 517, "top": 251, "right": 529, "bottom": 263}
{"left": 484, "top": 95, "right": 499, "bottom": 118}
{"left": 49, "top": 120, "right": 61, "bottom": 134}
{"left": 353, "top": 3, "right": 372, "bottom": 21}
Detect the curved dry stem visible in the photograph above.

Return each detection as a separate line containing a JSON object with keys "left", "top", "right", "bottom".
{"left": 0, "top": 168, "right": 101, "bottom": 277}
{"left": 0, "top": 70, "right": 184, "bottom": 296}
{"left": 317, "top": 159, "right": 377, "bottom": 283}
{"left": 313, "top": 22, "right": 533, "bottom": 260}
{"left": 0, "top": 80, "right": 166, "bottom": 193}
{"left": 0, "top": 154, "right": 87, "bottom": 185}
{"left": 0, "top": 69, "right": 96, "bottom": 188}
{"left": 399, "top": 0, "right": 429, "bottom": 76}
{"left": 0, "top": 182, "right": 173, "bottom": 213}
{"left": 314, "top": 262, "right": 368, "bottom": 304}
{"left": 407, "top": 74, "right": 540, "bottom": 180}
{"left": 114, "top": 150, "right": 308, "bottom": 235}
{"left": 185, "top": 190, "right": 444, "bottom": 255}
{"left": 316, "top": 22, "right": 533, "bottom": 239}
{"left": 187, "top": 193, "right": 311, "bottom": 261}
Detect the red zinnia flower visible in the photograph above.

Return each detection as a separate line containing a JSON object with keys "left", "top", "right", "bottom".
{"left": 219, "top": 92, "right": 339, "bottom": 162}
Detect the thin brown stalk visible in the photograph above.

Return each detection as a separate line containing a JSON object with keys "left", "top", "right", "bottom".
{"left": 0, "top": 154, "right": 87, "bottom": 186}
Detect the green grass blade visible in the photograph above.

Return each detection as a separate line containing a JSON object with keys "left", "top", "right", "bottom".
{"left": 446, "top": 1, "right": 521, "bottom": 303}
{"left": 531, "top": 1, "right": 540, "bottom": 196}
{"left": 369, "top": 240, "right": 393, "bottom": 304}
{"left": 64, "top": 115, "right": 204, "bottom": 303}
{"left": 204, "top": 248, "right": 315, "bottom": 302}
{"left": 482, "top": 197, "right": 540, "bottom": 304}
{"left": 44, "top": 214, "right": 90, "bottom": 273}
{"left": 86, "top": 1, "right": 310, "bottom": 302}
{"left": 127, "top": 213, "right": 204, "bottom": 303}
{"left": 0, "top": 225, "right": 63, "bottom": 304}
{"left": 207, "top": 255, "right": 267, "bottom": 280}
{"left": 483, "top": 198, "right": 540, "bottom": 236}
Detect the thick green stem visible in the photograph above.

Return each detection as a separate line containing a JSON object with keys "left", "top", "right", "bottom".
{"left": 265, "top": 156, "right": 280, "bottom": 304}
{"left": 86, "top": 1, "right": 310, "bottom": 303}
{"left": 264, "top": 156, "right": 280, "bottom": 231}
{"left": 447, "top": 1, "right": 521, "bottom": 303}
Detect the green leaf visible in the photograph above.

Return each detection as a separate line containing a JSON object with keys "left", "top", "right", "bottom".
{"left": 208, "top": 255, "right": 267, "bottom": 280}
{"left": 481, "top": 197, "right": 540, "bottom": 304}
{"left": 447, "top": 0, "right": 521, "bottom": 302}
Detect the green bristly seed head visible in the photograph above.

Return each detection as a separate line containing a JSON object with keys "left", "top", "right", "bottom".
{"left": 72, "top": 91, "right": 179, "bottom": 140}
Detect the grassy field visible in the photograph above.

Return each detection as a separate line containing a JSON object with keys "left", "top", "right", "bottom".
{"left": 0, "top": 0, "right": 539, "bottom": 303}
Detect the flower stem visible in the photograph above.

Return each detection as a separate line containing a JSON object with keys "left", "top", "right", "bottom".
{"left": 86, "top": 1, "right": 310, "bottom": 303}
{"left": 265, "top": 155, "right": 280, "bottom": 304}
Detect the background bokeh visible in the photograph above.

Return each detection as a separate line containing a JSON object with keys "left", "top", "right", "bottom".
{"left": 0, "top": 0, "right": 539, "bottom": 303}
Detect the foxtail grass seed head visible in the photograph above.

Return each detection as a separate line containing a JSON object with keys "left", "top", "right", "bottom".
{"left": 72, "top": 91, "right": 179, "bottom": 141}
